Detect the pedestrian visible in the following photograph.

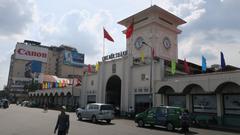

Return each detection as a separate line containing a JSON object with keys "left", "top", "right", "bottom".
{"left": 128, "top": 106, "right": 134, "bottom": 118}
{"left": 44, "top": 103, "right": 48, "bottom": 112}
{"left": 180, "top": 109, "right": 190, "bottom": 133}
{"left": 54, "top": 106, "right": 70, "bottom": 135}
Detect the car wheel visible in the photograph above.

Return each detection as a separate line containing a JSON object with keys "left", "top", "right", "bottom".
{"left": 106, "top": 119, "right": 111, "bottom": 123}
{"left": 167, "top": 122, "right": 174, "bottom": 131}
{"left": 92, "top": 115, "right": 97, "bottom": 123}
{"left": 138, "top": 120, "right": 145, "bottom": 127}
{"left": 77, "top": 114, "right": 82, "bottom": 121}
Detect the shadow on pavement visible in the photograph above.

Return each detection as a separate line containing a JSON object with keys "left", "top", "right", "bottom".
{"left": 138, "top": 125, "right": 198, "bottom": 135}
{"left": 77, "top": 119, "right": 115, "bottom": 126}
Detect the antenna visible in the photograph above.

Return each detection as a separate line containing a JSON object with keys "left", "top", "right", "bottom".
{"left": 151, "top": 0, "right": 153, "bottom": 6}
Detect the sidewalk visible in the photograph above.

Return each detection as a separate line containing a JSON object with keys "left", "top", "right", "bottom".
{"left": 193, "top": 124, "right": 240, "bottom": 133}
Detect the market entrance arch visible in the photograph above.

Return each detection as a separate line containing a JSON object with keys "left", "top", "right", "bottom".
{"left": 106, "top": 75, "right": 121, "bottom": 111}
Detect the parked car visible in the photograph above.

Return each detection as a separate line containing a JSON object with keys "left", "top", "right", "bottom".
{"left": 76, "top": 103, "right": 114, "bottom": 123}
{"left": 21, "top": 101, "right": 29, "bottom": 107}
{"left": 135, "top": 106, "right": 184, "bottom": 131}
{"left": 0, "top": 99, "right": 9, "bottom": 108}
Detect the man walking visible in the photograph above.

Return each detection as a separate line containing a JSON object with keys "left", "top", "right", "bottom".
{"left": 180, "top": 109, "right": 190, "bottom": 134}
{"left": 54, "top": 106, "right": 70, "bottom": 135}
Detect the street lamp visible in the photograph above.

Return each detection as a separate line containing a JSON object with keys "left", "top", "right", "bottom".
{"left": 142, "top": 41, "right": 153, "bottom": 108}
{"left": 71, "top": 66, "right": 75, "bottom": 109}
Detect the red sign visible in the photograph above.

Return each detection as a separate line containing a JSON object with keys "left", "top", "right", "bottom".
{"left": 17, "top": 48, "right": 47, "bottom": 58}
{"left": 15, "top": 43, "right": 48, "bottom": 63}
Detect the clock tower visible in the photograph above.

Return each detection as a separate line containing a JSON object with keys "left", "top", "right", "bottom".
{"left": 118, "top": 5, "right": 186, "bottom": 61}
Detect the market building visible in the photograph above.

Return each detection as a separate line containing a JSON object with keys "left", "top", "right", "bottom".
{"left": 7, "top": 40, "right": 85, "bottom": 103}
{"left": 80, "top": 5, "right": 240, "bottom": 127}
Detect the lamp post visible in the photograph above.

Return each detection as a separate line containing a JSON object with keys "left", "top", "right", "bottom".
{"left": 142, "top": 41, "right": 153, "bottom": 108}
{"left": 71, "top": 66, "right": 75, "bottom": 109}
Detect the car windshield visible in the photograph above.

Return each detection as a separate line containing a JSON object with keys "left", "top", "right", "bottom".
{"left": 100, "top": 105, "right": 113, "bottom": 110}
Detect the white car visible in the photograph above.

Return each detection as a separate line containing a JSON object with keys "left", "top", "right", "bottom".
{"left": 76, "top": 103, "right": 114, "bottom": 123}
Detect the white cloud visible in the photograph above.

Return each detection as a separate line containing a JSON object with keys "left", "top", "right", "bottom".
{"left": 32, "top": 9, "right": 116, "bottom": 64}
{"left": 179, "top": 29, "right": 240, "bottom": 66}
{"left": 0, "top": 0, "right": 35, "bottom": 37}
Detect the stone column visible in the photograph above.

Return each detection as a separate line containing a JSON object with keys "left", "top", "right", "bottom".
{"left": 217, "top": 93, "right": 223, "bottom": 125}
{"left": 186, "top": 94, "right": 192, "bottom": 113}
{"left": 155, "top": 94, "right": 161, "bottom": 106}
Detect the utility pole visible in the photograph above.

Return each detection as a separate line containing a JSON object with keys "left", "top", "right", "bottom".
{"left": 142, "top": 41, "right": 154, "bottom": 108}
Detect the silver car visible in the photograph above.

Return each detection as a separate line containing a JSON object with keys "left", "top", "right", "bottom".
{"left": 76, "top": 103, "right": 114, "bottom": 123}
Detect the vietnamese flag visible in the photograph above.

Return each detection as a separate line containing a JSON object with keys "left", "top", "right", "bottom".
{"left": 126, "top": 23, "right": 134, "bottom": 39}
{"left": 103, "top": 28, "right": 114, "bottom": 42}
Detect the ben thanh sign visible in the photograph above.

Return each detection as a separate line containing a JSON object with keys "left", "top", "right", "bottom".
{"left": 102, "top": 51, "right": 128, "bottom": 61}
{"left": 15, "top": 44, "right": 48, "bottom": 63}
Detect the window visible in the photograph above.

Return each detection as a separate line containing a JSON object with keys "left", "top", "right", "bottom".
{"left": 224, "top": 94, "right": 240, "bottom": 115}
{"left": 112, "top": 64, "right": 116, "bottom": 73}
{"left": 157, "top": 107, "right": 167, "bottom": 115}
{"left": 147, "top": 107, "right": 157, "bottom": 115}
{"left": 87, "top": 95, "right": 96, "bottom": 103}
{"left": 100, "top": 105, "right": 113, "bottom": 110}
{"left": 168, "top": 95, "right": 186, "bottom": 108}
{"left": 134, "top": 88, "right": 137, "bottom": 93}
{"left": 141, "top": 74, "right": 146, "bottom": 81}
{"left": 193, "top": 95, "right": 217, "bottom": 113}
{"left": 91, "top": 80, "right": 94, "bottom": 86}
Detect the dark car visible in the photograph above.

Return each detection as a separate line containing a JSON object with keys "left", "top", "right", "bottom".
{"left": 0, "top": 99, "right": 9, "bottom": 108}
{"left": 135, "top": 106, "right": 184, "bottom": 131}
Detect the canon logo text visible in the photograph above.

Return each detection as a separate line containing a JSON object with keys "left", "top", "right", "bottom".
{"left": 17, "top": 48, "right": 47, "bottom": 58}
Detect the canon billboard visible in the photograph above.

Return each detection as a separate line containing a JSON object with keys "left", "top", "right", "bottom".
{"left": 15, "top": 44, "right": 48, "bottom": 63}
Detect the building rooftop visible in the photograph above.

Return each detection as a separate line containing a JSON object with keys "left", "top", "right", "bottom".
{"left": 118, "top": 5, "right": 186, "bottom": 27}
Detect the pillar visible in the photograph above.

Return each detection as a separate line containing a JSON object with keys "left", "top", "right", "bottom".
{"left": 155, "top": 94, "right": 161, "bottom": 106}
{"left": 217, "top": 93, "right": 223, "bottom": 125}
{"left": 186, "top": 94, "right": 192, "bottom": 113}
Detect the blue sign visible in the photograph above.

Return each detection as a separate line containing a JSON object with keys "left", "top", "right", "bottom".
{"left": 31, "top": 60, "right": 42, "bottom": 73}
{"left": 64, "top": 50, "right": 84, "bottom": 67}
{"left": 25, "top": 60, "right": 42, "bottom": 78}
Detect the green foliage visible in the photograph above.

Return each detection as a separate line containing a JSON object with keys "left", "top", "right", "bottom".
{"left": 24, "top": 82, "right": 41, "bottom": 92}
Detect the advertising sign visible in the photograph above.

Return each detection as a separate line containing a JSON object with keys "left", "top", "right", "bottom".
{"left": 224, "top": 95, "right": 240, "bottom": 115}
{"left": 193, "top": 95, "right": 217, "bottom": 113}
{"left": 64, "top": 50, "right": 84, "bottom": 67}
{"left": 15, "top": 43, "right": 48, "bottom": 63}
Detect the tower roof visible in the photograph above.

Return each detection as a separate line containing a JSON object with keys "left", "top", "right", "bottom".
{"left": 118, "top": 5, "right": 186, "bottom": 27}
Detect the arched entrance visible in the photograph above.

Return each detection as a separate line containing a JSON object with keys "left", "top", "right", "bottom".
{"left": 106, "top": 75, "right": 121, "bottom": 112}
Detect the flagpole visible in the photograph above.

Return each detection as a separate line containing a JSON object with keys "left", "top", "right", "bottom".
{"left": 103, "top": 36, "right": 105, "bottom": 57}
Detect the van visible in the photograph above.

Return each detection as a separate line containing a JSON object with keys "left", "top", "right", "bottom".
{"left": 0, "top": 99, "right": 9, "bottom": 108}
{"left": 76, "top": 103, "right": 114, "bottom": 123}
{"left": 135, "top": 106, "right": 183, "bottom": 131}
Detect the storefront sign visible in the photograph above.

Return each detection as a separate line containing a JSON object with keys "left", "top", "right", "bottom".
{"left": 15, "top": 44, "right": 48, "bottom": 63}
{"left": 102, "top": 51, "right": 128, "bottom": 61}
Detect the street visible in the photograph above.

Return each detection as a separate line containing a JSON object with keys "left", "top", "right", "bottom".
{"left": 0, "top": 105, "right": 239, "bottom": 135}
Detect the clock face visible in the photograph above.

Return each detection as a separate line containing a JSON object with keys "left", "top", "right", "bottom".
{"left": 134, "top": 37, "right": 144, "bottom": 49}
{"left": 163, "top": 37, "right": 171, "bottom": 49}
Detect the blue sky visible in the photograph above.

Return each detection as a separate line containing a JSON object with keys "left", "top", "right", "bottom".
{"left": 0, "top": 0, "right": 240, "bottom": 89}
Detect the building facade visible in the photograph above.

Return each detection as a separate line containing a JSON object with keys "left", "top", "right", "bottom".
{"left": 80, "top": 5, "right": 240, "bottom": 127}
{"left": 7, "top": 40, "right": 85, "bottom": 102}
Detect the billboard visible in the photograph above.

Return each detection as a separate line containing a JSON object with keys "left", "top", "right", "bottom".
{"left": 25, "top": 60, "right": 42, "bottom": 78}
{"left": 15, "top": 43, "right": 48, "bottom": 63}
{"left": 64, "top": 50, "right": 84, "bottom": 66}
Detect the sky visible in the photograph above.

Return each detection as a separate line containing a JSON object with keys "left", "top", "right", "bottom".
{"left": 0, "top": 0, "right": 240, "bottom": 89}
